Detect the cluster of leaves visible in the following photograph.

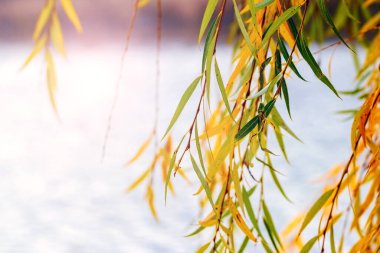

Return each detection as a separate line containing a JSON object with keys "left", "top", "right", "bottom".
{"left": 27, "top": 0, "right": 379, "bottom": 252}
{"left": 23, "top": 0, "right": 82, "bottom": 113}
{"left": 127, "top": 0, "right": 380, "bottom": 252}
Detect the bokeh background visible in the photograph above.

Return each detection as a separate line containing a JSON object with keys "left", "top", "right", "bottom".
{"left": 0, "top": 1, "right": 360, "bottom": 252}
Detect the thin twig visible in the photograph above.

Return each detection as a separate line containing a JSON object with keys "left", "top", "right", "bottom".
{"left": 101, "top": 0, "right": 139, "bottom": 162}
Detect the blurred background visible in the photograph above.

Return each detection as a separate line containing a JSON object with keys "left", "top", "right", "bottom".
{"left": 0, "top": 0, "right": 360, "bottom": 252}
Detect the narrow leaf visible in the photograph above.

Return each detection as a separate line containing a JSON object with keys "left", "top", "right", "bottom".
{"left": 300, "top": 236, "right": 319, "bottom": 253}
{"left": 278, "top": 38, "right": 306, "bottom": 81}
{"left": 198, "top": 0, "right": 219, "bottom": 44}
{"left": 299, "top": 189, "right": 334, "bottom": 234}
{"left": 259, "top": 5, "right": 300, "bottom": 50}
{"left": 235, "top": 116, "right": 260, "bottom": 141}
{"left": 215, "top": 60, "right": 233, "bottom": 119}
{"left": 21, "top": 35, "right": 47, "bottom": 69}
{"left": 32, "top": 0, "right": 53, "bottom": 40}
{"left": 316, "top": 0, "right": 352, "bottom": 50}
{"left": 162, "top": 75, "right": 202, "bottom": 140}
{"left": 61, "top": 0, "right": 83, "bottom": 32}
{"left": 190, "top": 154, "right": 215, "bottom": 210}
{"left": 232, "top": 0, "right": 256, "bottom": 54}
{"left": 287, "top": 19, "right": 340, "bottom": 98}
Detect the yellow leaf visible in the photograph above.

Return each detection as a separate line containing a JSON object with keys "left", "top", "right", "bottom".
{"left": 21, "top": 35, "right": 48, "bottom": 69}
{"left": 51, "top": 12, "right": 66, "bottom": 56}
{"left": 229, "top": 199, "right": 257, "bottom": 242}
{"left": 359, "top": 12, "right": 380, "bottom": 34}
{"left": 33, "top": 0, "right": 54, "bottom": 40}
{"left": 45, "top": 49, "right": 58, "bottom": 113}
{"left": 207, "top": 132, "right": 235, "bottom": 180}
{"left": 146, "top": 185, "right": 158, "bottom": 220}
{"left": 127, "top": 167, "right": 151, "bottom": 192}
{"left": 138, "top": 0, "right": 150, "bottom": 8}
{"left": 199, "top": 210, "right": 217, "bottom": 227}
{"left": 61, "top": 0, "right": 83, "bottom": 32}
{"left": 126, "top": 134, "right": 153, "bottom": 165}
{"left": 231, "top": 163, "right": 244, "bottom": 215}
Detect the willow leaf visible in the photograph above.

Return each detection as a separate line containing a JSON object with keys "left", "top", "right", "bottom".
{"left": 232, "top": 0, "right": 256, "bottom": 54}
{"left": 195, "top": 120, "right": 206, "bottom": 175}
{"left": 278, "top": 38, "right": 306, "bottom": 81}
{"left": 299, "top": 189, "right": 334, "bottom": 234}
{"left": 190, "top": 154, "right": 215, "bottom": 210}
{"left": 264, "top": 100, "right": 276, "bottom": 117}
{"left": 51, "top": 13, "right": 65, "bottom": 55}
{"left": 247, "top": 72, "right": 282, "bottom": 101}
{"left": 243, "top": 187, "right": 262, "bottom": 237}
{"left": 254, "top": 0, "right": 274, "bottom": 10}
{"left": 235, "top": 115, "right": 260, "bottom": 141}
{"left": 61, "top": 0, "right": 83, "bottom": 32}
{"left": 263, "top": 218, "right": 280, "bottom": 253}
{"left": 259, "top": 5, "right": 300, "bottom": 50}
{"left": 33, "top": 0, "right": 53, "bottom": 40}
{"left": 198, "top": 0, "right": 219, "bottom": 44}
{"left": 22, "top": 35, "right": 47, "bottom": 69}
{"left": 262, "top": 201, "right": 283, "bottom": 249}
{"left": 287, "top": 19, "right": 340, "bottom": 98}
{"left": 202, "top": 17, "right": 219, "bottom": 72}
{"left": 271, "top": 108, "right": 301, "bottom": 142}
{"left": 316, "top": 0, "right": 351, "bottom": 50}
{"left": 165, "top": 135, "right": 186, "bottom": 203}
{"left": 238, "top": 235, "right": 249, "bottom": 253}
{"left": 300, "top": 236, "right": 319, "bottom": 253}
{"left": 164, "top": 151, "right": 177, "bottom": 203}
{"left": 197, "top": 242, "right": 211, "bottom": 253}
{"left": 186, "top": 226, "right": 205, "bottom": 237}
{"left": 215, "top": 60, "right": 233, "bottom": 119}
{"left": 162, "top": 75, "right": 202, "bottom": 140}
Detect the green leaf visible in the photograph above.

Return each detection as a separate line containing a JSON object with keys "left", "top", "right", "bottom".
{"left": 274, "top": 127, "right": 289, "bottom": 162}
{"left": 232, "top": 0, "right": 256, "bottom": 54}
{"left": 215, "top": 60, "right": 233, "bottom": 119}
{"left": 238, "top": 235, "right": 249, "bottom": 253}
{"left": 260, "top": 157, "right": 291, "bottom": 202}
{"left": 246, "top": 72, "right": 282, "bottom": 101}
{"left": 186, "top": 226, "right": 205, "bottom": 237}
{"left": 300, "top": 236, "right": 319, "bottom": 253}
{"left": 162, "top": 75, "right": 202, "bottom": 140}
{"left": 202, "top": 16, "right": 219, "bottom": 72}
{"left": 263, "top": 218, "right": 280, "bottom": 253}
{"left": 195, "top": 120, "right": 207, "bottom": 175}
{"left": 243, "top": 187, "right": 262, "bottom": 236}
{"left": 262, "top": 200, "right": 283, "bottom": 249}
{"left": 235, "top": 115, "right": 260, "bottom": 141}
{"left": 264, "top": 100, "right": 276, "bottom": 117}
{"left": 198, "top": 0, "right": 219, "bottom": 44}
{"left": 259, "top": 5, "right": 300, "bottom": 50}
{"left": 254, "top": 0, "right": 274, "bottom": 10}
{"left": 165, "top": 134, "right": 186, "bottom": 203}
{"left": 278, "top": 37, "right": 306, "bottom": 81}
{"left": 190, "top": 153, "right": 215, "bottom": 210}
{"left": 287, "top": 19, "right": 340, "bottom": 98}
{"left": 316, "top": 0, "right": 352, "bottom": 50}
{"left": 281, "top": 81, "right": 291, "bottom": 118}
{"left": 271, "top": 108, "right": 302, "bottom": 142}
{"left": 164, "top": 151, "right": 177, "bottom": 204}
{"left": 299, "top": 189, "right": 334, "bottom": 234}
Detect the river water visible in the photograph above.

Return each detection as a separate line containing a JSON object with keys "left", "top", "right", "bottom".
{"left": 0, "top": 42, "right": 360, "bottom": 252}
